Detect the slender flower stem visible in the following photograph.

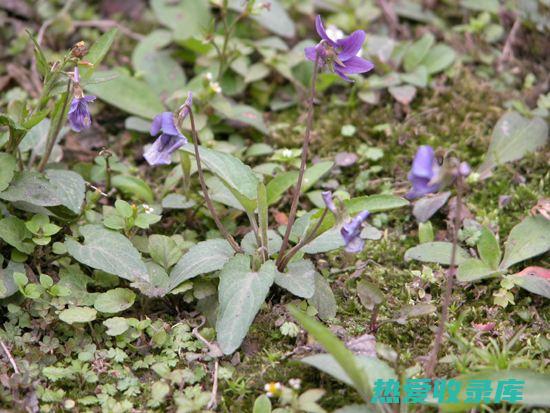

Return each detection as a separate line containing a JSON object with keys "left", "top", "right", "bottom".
{"left": 278, "top": 207, "right": 328, "bottom": 271}
{"left": 100, "top": 148, "right": 112, "bottom": 193}
{"left": 369, "top": 305, "right": 379, "bottom": 333}
{"left": 276, "top": 53, "right": 320, "bottom": 267}
{"left": 425, "top": 177, "right": 464, "bottom": 377}
{"left": 182, "top": 105, "right": 242, "bottom": 254}
{"left": 37, "top": 79, "right": 72, "bottom": 172}
{"left": 179, "top": 151, "right": 192, "bottom": 196}
{"left": 216, "top": 8, "right": 247, "bottom": 81}
{"left": 104, "top": 155, "right": 111, "bottom": 193}
{"left": 246, "top": 210, "right": 264, "bottom": 261}
{"left": 0, "top": 338, "right": 19, "bottom": 374}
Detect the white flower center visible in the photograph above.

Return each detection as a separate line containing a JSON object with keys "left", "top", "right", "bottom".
{"left": 326, "top": 25, "right": 344, "bottom": 42}
{"left": 326, "top": 25, "right": 363, "bottom": 58}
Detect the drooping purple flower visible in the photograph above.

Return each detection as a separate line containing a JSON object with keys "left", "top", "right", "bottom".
{"left": 322, "top": 191, "right": 337, "bottom": 213}
{"left": 144, "top": 112, "right": 188, "bottom": 166}
{"left": 305, "top": 15, "right": 374, "bottom": 82}
{"left": 406, "top": 146, "right": 441, "bottom": 200}
{"left": 68, "top": 67, "right": 96, "bottom": 132}
{"left": 341, "top": 210, "right": 370, "bottom": 253}
{"left": 68, "top": 95, "right": 96, "bottom": 132}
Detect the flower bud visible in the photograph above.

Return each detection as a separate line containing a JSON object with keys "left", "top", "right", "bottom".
{"left": 71, "top": 41, "right": 88, "bottom": 59}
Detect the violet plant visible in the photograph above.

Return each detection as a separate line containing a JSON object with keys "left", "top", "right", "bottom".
{"left": 135, "top": 16, "right": 406, "bottom": 355}
{"left": 0, "top": 30, "right": 117, "bottom": 175}
{"left": 402, "top": 146, "right": 472, "bottom": 377}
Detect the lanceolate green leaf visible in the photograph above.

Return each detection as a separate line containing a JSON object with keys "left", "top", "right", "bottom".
{"left": 301, "top": 354, "right": 397, "bottom": 395}
{"left": 66, "top": 225, "right": 149, "bottom": 283}
{"left": 457, "top": 259, "right": 500, "bottom": 282}
{"left": 85, "top": 70, "right": 164, "bottom": 119}
{"left": 403, "top": 33, "right": 435, "bottom": 72}
{"left": 257, "top": 182, "right": 269, "bottom": 256}
{"left": 479, "top": 112, "right": 548, "bottom": 173}
{"left": 509, "top": 271, "right": 550, "bottom": 299}
{"left": 169, "top": 239, "right": 234, "bottom": 290}
{"left": 309, "top": 273, "right": 337, "bottom": 320}
{"left": 210, "top": 96, "right": 268, "bottom": 134}
{"left": 0, "top": 261, "right": 25, "bottom": 299}
{"left": 266, "top": 161, "right": 333, "bottom": 205}
{"left": 404, "top": 242, "right": 470, "bottom": 265}
{"left": 44, "top": 170, "right": 86, "bottom": 215}
{"left": 216, "top": 256, "right": 275, "bottom": 354}
{"left": 345, "top": 195, "right": 409, "bottom": 214}
{"left": 477, "top": 226, "right": 501, "bottom": 269}
{"left": 112, "top": 175, "right": 154, "bottom": 204}
{"left": 80, "top": 29, "right": 118, "bottom": 81}
{"left": 438, "top": 369, "right": 550, "bottom": 411}
{"left": 0, "top": 217, "right": 34, "bottom": 254}
{"left": 289, "top": 306, "right": 371, "bottom": 402}
{"left": 0, "top": 153, "right": 16, "bottom": 192}
{"left": 420, "top": 44, "right": 456, "bottom": 74}
{"left": 500, "top": 216, "right": 550, "bottom": 270}
{"left": 302, "top": 227, "right": 345, "bottom": 254}
{"left": 181, "top": 145, "right": 259, "bottom": 210}
{"left": 151, "top": 0, "right": 211, "bottom": 41}
{"left": 275, "top": 260, "right": 316, "bottom": 298}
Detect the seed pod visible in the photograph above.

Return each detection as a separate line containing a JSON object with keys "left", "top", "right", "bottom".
{"left": 71, "top": 41, "right": 88, "bottom": 58}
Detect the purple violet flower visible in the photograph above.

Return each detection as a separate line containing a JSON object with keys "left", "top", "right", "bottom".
{"left": 322, "top": 191, "right": 337, "bottom": 213}
{"left": 406, "top": 145, "right": 441, "bottom": 200}
{"left": 68, "top": 67, "right": 96, "bottom": 132}
{"left": 144, "top": 112, "right": 188, "bottom": 166}
{"left": 341, "top": 210, "right": 370, "bottom": 253}
{"left": 305, "top": 15, "right": 374, "bottom": 82}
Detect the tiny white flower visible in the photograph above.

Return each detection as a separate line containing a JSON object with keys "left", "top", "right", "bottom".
{"left": 289, "top": 378, "right": 301, "bottom": 390}
{"left": 205, "top": 72, "right": 213, "bottom": 81}
{"left": 264, "top": 382, "right": 283, "bottom": 398}
{"left": 210, "top": 81, "right": 222, "bottom": 94}
{"left": 281, "top": 149, "right": 293, "bottom": 158}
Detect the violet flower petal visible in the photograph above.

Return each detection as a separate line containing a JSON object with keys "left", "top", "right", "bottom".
{"left": 315, "top": 15, "right": 336, "bottom": 46}
{"left": 338, "top": 56, "right": 375, "bottom": 74}
{"left": 337, "top": 30, "right": 366, "bottom": 61}
{"left": 404, "top": 145, "right": 442, "bottom": 199}
{"left": 144, "top": 133, "right": 187, "bottom": 166}
{"left": 160, "top": 112, "right": 180, "bottom": 136}
{"left": 334, "top": 66, "right": 353, "bottom": 82}
{"left": 150, "top": 113, "right": 163, "bottom": 136}
{"left": 322, "top": 191, "right": 337, "bottom": 213}
{"left": 345, "top": 236, "right": 365, "bottom": 253}
{"left": 68, "top": 96, "right": 95, "bottom": 132}
{"left": 341, "top": 210, "right": 370, "bottom": 251}
{"left": 411, "top": 146, "right": 436, "bottom": 179}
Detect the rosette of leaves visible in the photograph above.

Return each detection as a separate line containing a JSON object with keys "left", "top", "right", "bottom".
{"left": 456, "top": 216, "right": 550, "bottom": 306}
{"left": 405, "top": 215, "right": 550, "bottom": 305}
